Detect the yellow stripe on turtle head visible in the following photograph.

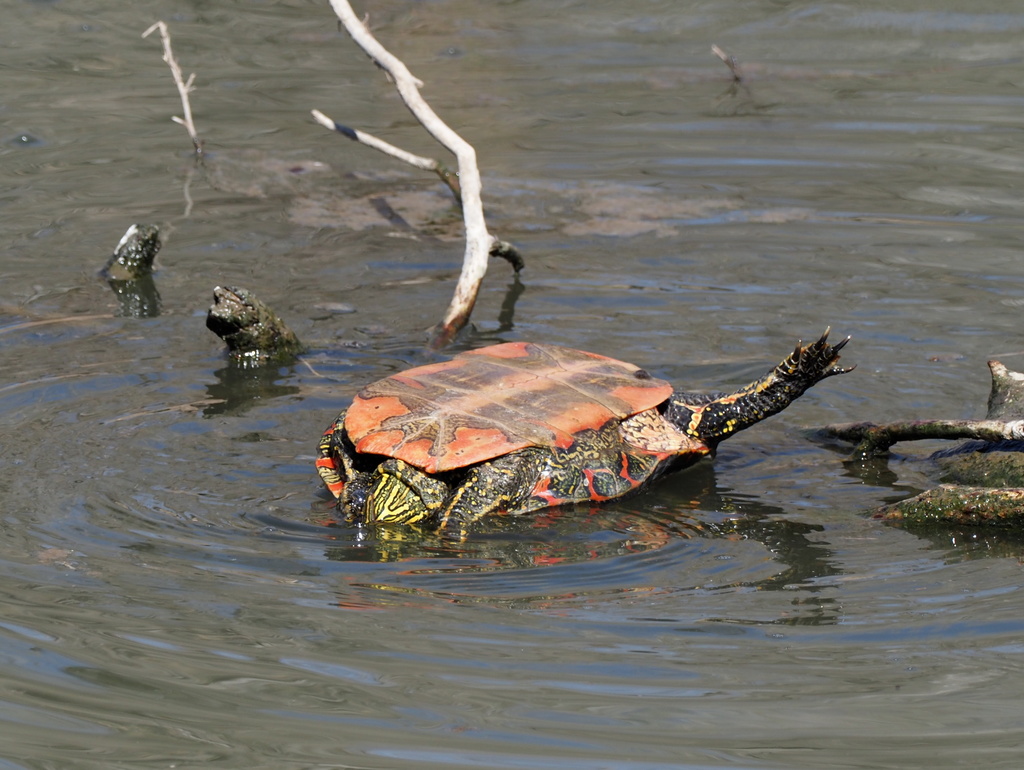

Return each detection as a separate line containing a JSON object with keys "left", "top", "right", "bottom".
{"left": 365, "top": 473, "right": 432, "bottom": 525}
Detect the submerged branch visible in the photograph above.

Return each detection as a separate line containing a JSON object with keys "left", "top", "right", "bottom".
{"left": 143, "top": 21, "right": 203, "bottom": 155}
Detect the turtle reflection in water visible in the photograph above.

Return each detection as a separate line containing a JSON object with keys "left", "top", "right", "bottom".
{"left": 317, "top": 332, "right": 852, "bottom": 536}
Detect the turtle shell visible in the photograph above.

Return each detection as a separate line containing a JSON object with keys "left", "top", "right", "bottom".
{"left": 344, "top": 341, "right": 673, "bottom": 473}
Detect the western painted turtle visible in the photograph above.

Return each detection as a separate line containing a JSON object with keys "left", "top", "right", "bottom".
{"left": 317, "top": 331, "right": 851, "bottom": 535}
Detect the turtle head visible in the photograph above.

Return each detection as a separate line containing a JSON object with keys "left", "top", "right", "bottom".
{"left": 206, "top": 286, "right": 303, "bottom": 365}
{"left": 206, "top": 286, "right": 263, "bottom": 339}
{"left": 101, "top": 224, "right": 162, "bottom": 281}
{"left": 361, "top": 459, "right": 449, "bottom": 526}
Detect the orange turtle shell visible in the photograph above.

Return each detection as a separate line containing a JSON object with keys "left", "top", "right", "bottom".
{"left": 344, "top": 341, "right": 674, "bottom": 474}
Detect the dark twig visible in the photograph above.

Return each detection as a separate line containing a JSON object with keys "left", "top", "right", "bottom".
{"left": 489, "top": 240, "right": 524, "bottom": 273}
{"left": 822, "top": 419, "right": 1024, "bottom": 460}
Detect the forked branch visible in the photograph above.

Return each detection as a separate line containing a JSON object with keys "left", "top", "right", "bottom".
{"left": 143, "top": 21, "right": 203, "bottom": 155}
{"left": 319, "top": 0, "right": 508, "bottom": 348}
{"left": 310, "top": 108, "right": 461, "bottom": 202}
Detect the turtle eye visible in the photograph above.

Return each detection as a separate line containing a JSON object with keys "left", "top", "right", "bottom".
{"left": 634, "top": 369, "right": 652, "bottom": 380}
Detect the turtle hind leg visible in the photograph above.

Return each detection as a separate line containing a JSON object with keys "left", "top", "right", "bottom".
{"left": 672, "top": 328, "right": 853, "bottom": 445}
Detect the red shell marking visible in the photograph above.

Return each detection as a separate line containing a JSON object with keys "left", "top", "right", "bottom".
{"left": 345, "top": 342, "right": 674, "bottom": 473}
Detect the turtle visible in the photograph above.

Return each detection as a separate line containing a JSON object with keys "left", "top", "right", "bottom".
{"left": 205, "top": 286, "right": 305, "bottom": 366}
{"left": 316, "top": 330, "right": 852, "bottom": 536}
{"left": 100, "top": 224, "right": 163, "bottom": 318}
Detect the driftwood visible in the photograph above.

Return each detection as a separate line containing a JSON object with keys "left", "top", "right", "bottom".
{"left": 146, "top": 13, "right": 520, "bottom": 349}
{"left": 316, "top": 0, "right": 519, "bottom": 348}
{"left": 205, "top": 286, "right": 304, "bottom": 366}
{"left": 824, "top": 418, "right": 1024, "bottom": 461}
{"left": 143, "top": 22, "right": 202, "bottom": 155}
{"left": 823, "top": 360, "right": 1024, "bottom": 526}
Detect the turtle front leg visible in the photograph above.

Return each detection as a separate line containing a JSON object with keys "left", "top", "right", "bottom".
{"left": 316, "top": 413, "right": 356, "bottom": 500}
{"left": 356, "top": 449, "right": 552, "bottom": 536}
{"left": 437, "top": 449, "right": 549, "bottom": 539}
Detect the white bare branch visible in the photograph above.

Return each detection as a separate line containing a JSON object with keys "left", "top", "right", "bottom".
{"left": 311, "top": 109, "right": 435, "bottom": 170}
{"left": 310, "top": 108, "right": 462, "bottom": 203}
{"left": 143, "top": 21, "right": 203, "bottom": 155}
{"left": 711, "top": 44, "right": 743, "bottom": 82}
{"left": 323, "top": 0, "right": 495, "bottom": 347}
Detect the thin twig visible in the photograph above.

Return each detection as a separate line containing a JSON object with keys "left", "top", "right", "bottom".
{"left": 711, "top": 44, "right": 743, "bottom": 83}
{"left": 102, "top": 398, "right": 227, "bottom": 424}
{"left": 311, "top": 109, "right": 435, "bottom": 170}
{"left": 143, "top": 21, "right": 203, "bottom": 155}
{"left": 310, "top": 108, "right": 461, "bottom": 202}
{"left": 322, "top": 0, "right": 495, "bottom": 348}
{"left": 0, "top": 314, "right": 112, "bottom": 335}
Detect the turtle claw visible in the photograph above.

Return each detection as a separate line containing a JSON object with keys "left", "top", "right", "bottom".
{"left": 820, "top": 331, "right": 854, "bottom": 379}
{"left": 792, "top": 328, "right": 854, "bottom": 381}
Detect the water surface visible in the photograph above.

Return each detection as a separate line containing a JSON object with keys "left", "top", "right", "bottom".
{"left": 4, "top": 1, "right": 1024, "bottom": 768}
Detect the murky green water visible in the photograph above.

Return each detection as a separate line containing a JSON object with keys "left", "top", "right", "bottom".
{"left": 5, "top": 1, "right": 1024, "bottom": 768}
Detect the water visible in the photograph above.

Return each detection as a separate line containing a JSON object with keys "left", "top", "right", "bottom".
{"left": 4, "top": 0, "right": 1024, "bottom": 767}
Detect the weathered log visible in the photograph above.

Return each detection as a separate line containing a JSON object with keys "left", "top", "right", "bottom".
{"left": 876, "top": 486, "right": 1024, "bottom": 527}
{"left": 826, "top": 360, "right": 1024, "bottom": 526}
